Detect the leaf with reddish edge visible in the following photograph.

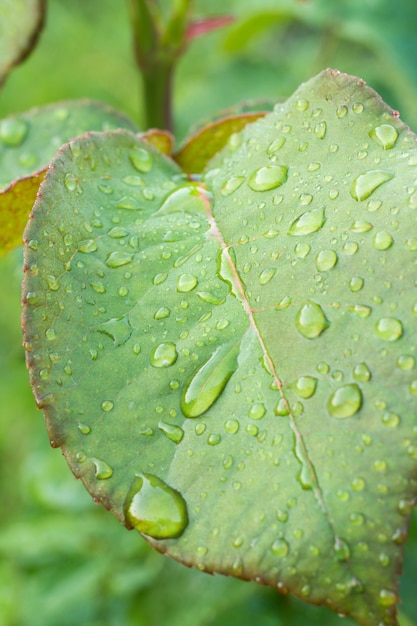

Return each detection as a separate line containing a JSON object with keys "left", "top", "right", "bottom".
{"left": 141, "top": 129, "right": 174, "bottom": 156}
{"left": 186, "top": 15, "right": 235, "bottom": 42}
{"left": 174, "top": 112, "right": 267, "bottom": 174}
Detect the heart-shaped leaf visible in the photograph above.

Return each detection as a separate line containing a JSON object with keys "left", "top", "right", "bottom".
{"left": 0, "top": 0, "right": 45, "bottom": 86}
{"left": 0, "top": 100, "right": 139, "bottom": 256}
{"left": 22, "top": 70, "right": 417, "bottom": 626}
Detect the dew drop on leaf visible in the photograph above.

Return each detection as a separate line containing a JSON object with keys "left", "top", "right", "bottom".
{"left": 248, "top": 165, "right": 288, "bottom": 191}
{"left": 288, "top": 208, "right": 325, "bottom": 236}
{"left": 248, "top": 403, "right": 266, "bottom": 420}
{"left": 181, "top": 341, "right": 239, "bottom": 418}
{"left": 375, "top": 317, "right": 403, "bottom": 342}
{"left": 158, "top": 421, "right": 184, "bottom": 444}
{"left": 353, "top": 363, "right": 371, "bottom": 382}
{"left": 150, "top": 342, "right": 178, "bottom": 368}
{"left": 327, "top": 383, "right": 363, "bottom": 418}
{"left": 92, "top": 457, "right": 113, "bottom": 480}
{"left": 373, "top": 231, "right": 393, "bottom": 250}
{"left": 176, "top": 273, "right": 198, "bottom": 292}
{"left": 369, "top": 124, "right": 399, "bottom": 150}
{"left": 124, "top": 473, "right": 188, "bottom": 539}
{"left": 291, "top": 376, "right": 318, "bottom": 399}
{"left": 129, "top": 147, "right": 153, "bottom": 173}
{"left": 350, "top": 170, "right": 394, "bottom": 201}
{"left": 271, "top": 538, "right": 289, "bottom": 558}
{"left": 105, "top": 251, "right": 134, "bottom": 268}
{"left": 315, "top": 249, "right": 337, "bottom": 271}
{"left": 0, "top": 117, "right": 28, "bottom": 145}
{"left": 258, "top": 268, "right": 276, "bottom": 285}
{"left": 295, "top": 301, "right": 329, "bottom": 339}
{"left": 221, "top": 176, "right": 245, "bottom": 196}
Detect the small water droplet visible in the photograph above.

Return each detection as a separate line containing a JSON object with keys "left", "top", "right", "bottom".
{"left": 295, "top": 301, "right": 329, "bottom": 339}
{"left": 396, "top": 355, "right": 415, "bottom": 370}
{"left": 353, "top": 363, "right": 371, "bottom": 382}
{"left": 221, "top": 176, "right": 245, "bottom": 196}
{"left": 158, "top": 421, "right": 184, "bottom": 444}
{"left": 352, "top": 102, "right": 364, "bottom": 114}
{"left": 92, "top": 457, "right": 113, "bottom": 479}
{"left": 124, "top": 473, "right": 188, "bottom": 539}
{"left": 150, "top": 343, "right": 178, "bottom": 368}
{"left": 177, "top": 273, "right": 198, "bottom": 292}
{"left": 373, "top": 231, "right": 393, "bottom": 250}
{"left": 296, "top": 98, "right": 309, "bottom": 111}
{"left": 350, "top": 171, "right": 394, "bottom": 201}
{"left": 351, "top": 477, "right": 366, "bottom": 491}
{"left": 207, "top": 433, "right": 221, "bottom": 446}
{"left": 315, "top": 249, "right": 337, "bottom": 271}
{"left": 327, "top": 384, "right": 362, "bottom": 418}
{"left": 379, "top": 589, "right": 397, "bottom": 607}
{"left": 101, "top": 400, "right": 114, "bottom": 412}
{"left": 275, "top": 296, "right": 291, "bottom": 310}
{"left": 369, "top": 124, "right": 399, "bottom": 150}
{"left": 224, "top": 419, "right": 239, "bottom": 434}
{"left": 275, "top": 398, "right": 289, "bottom": 416}
{"left": 314, "top": 121, "right": 327, "bottom": 139}
{"left": 181, "top": 341, "right": 239, "bottom": 418}
{"left": 336, "top": 105, "right": 348, "bottom": 118}
{"left": 288, "top": 208, "right": 325, "bottom": 236}
{"left": 271, "top": 538, "right": 289, "bottom": 558}
{"left": 0, "top": 117, "right": 28, "bottom": 145}
{"left": 381, "top": 411, "right": 400, "bottom": 428}
{"left": 291, "top": 376, "right": 317, "bottom": 399}
{"left": 129, "top": 147, "right": 153, "bottom": 173}
{"left": 78, "top": 422, "right": 91, "bottom": 435}
{"left": 78, "top": 239, "right": 98, "bottom": 253}
{"left": 248, "top": 165, "right": 288, "bottom": 191}
{"left": 105, "top": 251, "right": 134, "bottom": 268}
{"left": 258, "top": 268, "right": 276, "bottom": 285}
{"left": 267, "top": 137, "right": 286, "bottom": 154}
{"left": 97, "top": 315, "right": 132, "bottom": 347}
{"left": 334, "top": 537, "right": 351, "bottom": 561}
{"left": 294, "top": 242, "right": 311, "bottom": 258}
{"left": 349, "top": 276, "right": 364, "bottom": 292}
{"left": 248, "top": 403, "right": 266, "bottom": 420}
{"left": 375, "top": 317, "right": 403, "bottom": 341}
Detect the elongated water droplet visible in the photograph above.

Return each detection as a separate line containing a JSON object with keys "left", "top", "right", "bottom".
{"left": 258, "top": 268, "right": 276, "bottom": 285}
{"left": 295, "top": 301, "right": 329, "bottom": 339}
{"left": 334, "top": 537, "right": 351, "bottom": 561}
{"left": 181, "top": 341, "right": 239, "bottom": 418}
{"left": 314, "top": 121, "right": 327, "bottom": 139}
{"left": 97, "top": 315, "right": 132, "bottom": 347}
{"left": 221, "top": 176, "right": 245, "bottom": 196}
{"left": 267, "top": 137, "right": 286, "bottom": 154}
{"left": 105, "top": 251, "right": 133, "bottom": 268}
{"left": 150, "top": 342, "right": 178, "bottom": 368}
{"left": 327, "top": 383, "right": 362, "bottom": 418}
{"left": 124, "top": 473, "right": 188, "bottom": 539}
{"left": 369, "top": 124, "right": 399, "bottom": 150}
{"left": 350, "top": 170, "right": 394, "bottom": 201}
{"left": 158, "top": 421, "right": 184, "bottom": 444}
{"left": 248, "top": 165, "right": 288, "bottom": 191}
{"left": 129, "top": 147, "right": 153, "bottom": 173}
{"left": 288, "top": 208, "right": 325, "bottom": 236}
{"left": 375, "top": 317, "right": 403, "bottom": 342}
{"left": 78, "top": 239, "right": 98, "bottom": 253}
{"left": 0, "top": 118, "right": 28, "bottom": 145}
{"left": 92, "top": 457, "right": 113, "bottom": 480}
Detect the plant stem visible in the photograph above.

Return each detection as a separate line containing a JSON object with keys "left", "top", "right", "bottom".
{"left": 141, "top": 60, "right": 174, "bottom": 130}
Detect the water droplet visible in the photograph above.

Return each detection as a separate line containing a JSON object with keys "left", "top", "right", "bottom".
{"left": 375, "top": 317, "right": 403, "bottom": 342}
{"left": 129, "top": 147, "right": 153, "bottom": 173}
{"left": 97, "top": 315, "right": 132, "bottom": 347}
{"left": 78, "top": 423, "right": 91, "bottom": 435}
{"left": 124, "top": 473, "right": 188, "bottom": 539}
{"left": 158, "top": 421, "right": 184, "bottom": 444}
{"left": 381, "top": 411, "right": 400, "bottom": 428}
{"left": 295, "top": 301, "right": 329, "bottom": 339}
{"left": 275, "top": 296, "right": 291, "bottom": 310}
{"left": 288, "top": 207, "right": 325, "bottom": 236}
{"left": 267, "top": 137, "right": 286, "bottom": 154}
{"left": 224, "top": 419, "right": 239, "bottom": 434}
{"left": 221, "top": 176, "right": 245, "bottom": 196}
{"left": 0, "top": 117, "right": 28, "bottom": 145}
{"left": 334, "top": 537, "right": 351, "bottom": 561}
{"left": 291, "top": 376, "right": 317, "bottom": 399}
{"left": 101, "top": 400, "right": 114, "bottom": 412}
{"left": 154, "top": 307, "right": 170, "bottom": 320}
{"left": 78, "top": 239, "right": 98, "bottom": 253}
{"left": 275, "top": 398, "right": 289, "bottom": 416}
{"left": 105, "top": 251, "right": 134, "bottom": 268}
{"left": 379, "top": 589, "right": 397, "bottom": 607}
{"left": 177, "top": 273, "right": 198, "bottom": 292}
{"left": 396, "top": 355, "right": 415, "bottom": 370}
{"left": 348, "top": 304, "right": 371, "bottom": 318}
{"left": 353, "top": 363, "right": 371, "bottom": 382}
{"left": 258, "top": 268, "right": 276, "bottom": 285}
{"left": 336, "top": 105, "right": 348, "bottom": 118}
{"left": 315, "top": 249, "right": 337, "bottom": 271}
{"left": 271, "top": 538, "right": 289, "bottom": 558}
{"left": 150, "top": 343, "right": 178, "bottom": 368}
{"left": 248, "top": 403, "right": 266, "bottom": 420}
{"left": 327, "top": 384, "right": 362, "bottom": 418}
{"left": 314, "top": 121, "right": 327, "bottom": 139}
{"left": 350, "top": 171, "right": 394, "bottom": 201}
{"left": 369, "top": 124, "right": 399, "bottom": 150}
{"left": 351, "top": 477, "right": 366, "bottom": 491}
{"left": 379, "top": 552, "right": 390, "bottom": 567}
{"left": 248, "top": 165, "right": 288, "bottom": 191}
{"left": 373, "top": 231, "right": 393, "bottom": 251}
{"left": 296, "top": 98, "right": 309, "bottom": 111}
{"left": 207, "top": 433, "right": 221, "bottom": 446}
{"left": 350, "top": 220, "right": 373, "bottom": 233}
{"left": 352, "top": 102, "right": 364, "bottom": 114}
{"left": 349, "top": 276, "right": 364, "bottom": 292}
{"left": 181, "top": 341, "right": 239, "bottom": 418}
{"left": 92, "top": 457, "right": 113, "bottom": 479}
{"left": 294, "top": 242, "right": 311, "bottom": 258}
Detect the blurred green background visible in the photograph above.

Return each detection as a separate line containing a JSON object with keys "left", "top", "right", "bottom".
{"left": 1, "top": 1, "right": 417, "bottom": 624}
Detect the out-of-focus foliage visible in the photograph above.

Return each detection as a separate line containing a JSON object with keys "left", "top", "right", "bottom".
{"left": 1, "top": 1, "right": 417, "bottom": 625}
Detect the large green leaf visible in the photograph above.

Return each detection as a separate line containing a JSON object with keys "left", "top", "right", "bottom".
{"left": 22, "top": 70, "right": 417, "bottom": 626}
{"left": 0, "top": 0, "right": 45, "bottom": 86}
{"left": 0, "top": 100, "right": 138, "bottom": 256}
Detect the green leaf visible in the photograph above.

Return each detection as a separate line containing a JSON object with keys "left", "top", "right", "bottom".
{"left": 0, "top": 100, "right": 138, "bottom": 256}
{"left": 22, "top": 70, "right": 417, "bottom": 626}
{"left": 0, "top": 0, "right": 46, "bottom": 86}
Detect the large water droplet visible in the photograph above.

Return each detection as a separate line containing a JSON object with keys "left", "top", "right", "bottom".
{"left": 375, "top": 317, "right": 403, "bottom": 342}
{"left": 327, "top": 383, "right": 362, "bottom": 418}
{"left": 369, "top": 124, "right": 399, "bottom": 150}
{"left": 295, "top": 301, "right": 329, "bottom": 339}
{"left": 350, "top": 170, "right": 394, "bottom": 201}
{"left": 181, "top": 341, "right": 239, "bottom": 418}
{"left": 124, "top": 473, "right": 188, "bottom": 539}
{"left": 0, "top": 118, "right": 28, "bottom": 146}
{"left": 129, "top": 147, "right": 153, "bottom": 173}
{"left": 288, "top": 208, "right": 325, "bottom": 236}
{"left": 248, "top": 165, "right": 288, "bottom": 191}
{"left": 150, "top": 342, "right": 178, "bottom": 368}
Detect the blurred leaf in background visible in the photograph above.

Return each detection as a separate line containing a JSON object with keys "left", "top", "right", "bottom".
{"left": 1, "top": 1, "right": 417, "bottom": 625}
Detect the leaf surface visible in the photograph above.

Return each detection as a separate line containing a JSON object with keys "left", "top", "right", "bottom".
{"left": 0, "top": 0, "right": 45, "bottom": 85}
{"left": 0, "top": 100, "right": 138, "bottom": 255}
{"left": 22, "top": 70, "right": 417, "bottom": 626}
